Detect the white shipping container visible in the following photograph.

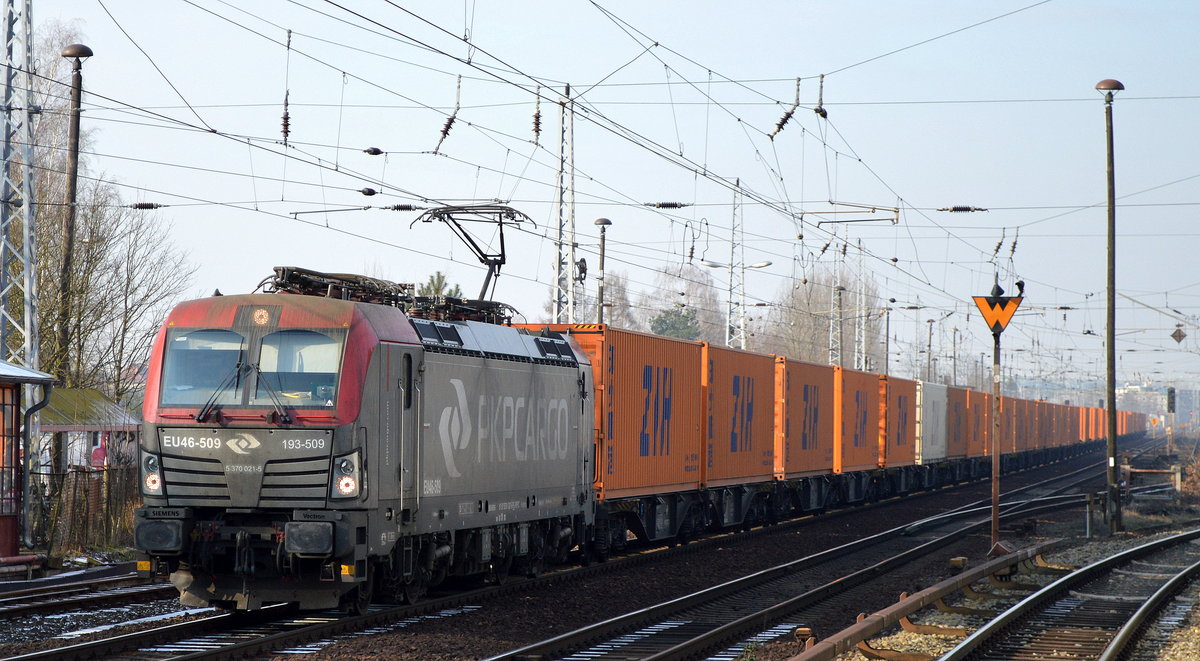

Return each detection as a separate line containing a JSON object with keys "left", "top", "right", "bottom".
{"left": 916, "top": 381, "right": 948, "bottom": 464}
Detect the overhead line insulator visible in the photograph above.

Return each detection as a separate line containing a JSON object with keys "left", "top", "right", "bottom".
{"left": 644, "top": 202, "right": 689, "bottom": 209}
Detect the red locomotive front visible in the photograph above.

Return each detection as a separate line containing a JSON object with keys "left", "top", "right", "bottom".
{"left": 135, "top": 291, "right": 419, "bottom": 610}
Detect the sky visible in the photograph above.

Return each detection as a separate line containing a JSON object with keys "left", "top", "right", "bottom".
{"left": 39, "top": 1, "right": 1200, "bottom": 401}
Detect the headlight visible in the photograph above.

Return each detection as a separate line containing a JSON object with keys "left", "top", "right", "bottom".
{"left": 330, "top": 451, "right": 360, "bottom": 499}
{"left": 335, "top": 475, "right": 357, "bottom": 496}
{"left": 141, "top": 452, "right": 163, "bottom": 496}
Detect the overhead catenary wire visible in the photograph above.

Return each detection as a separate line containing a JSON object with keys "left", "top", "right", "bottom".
{"left": 37, "top": 3, "right": 1190, "bottom": 383}
{"left": 84, "top": 0, "right": 1017, "bottom": 303}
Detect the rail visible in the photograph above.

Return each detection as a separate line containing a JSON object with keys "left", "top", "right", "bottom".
{"left": 790, "top": 543, "right": 1060, "bottom": 661}
{"left": 482, "top": 493, "right": 1092, "bottom": 661}
{"left": 940, "top": 527, "right": 1200, "bottom": 660}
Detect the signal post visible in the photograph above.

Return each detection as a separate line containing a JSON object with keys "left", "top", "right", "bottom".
{"left": 974, "top": 283, "right": 1022, "bottom": 558}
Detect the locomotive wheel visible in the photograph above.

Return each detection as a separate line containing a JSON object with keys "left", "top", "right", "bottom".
{"left": 380, "top": 560, "right": 428, "bottom": 604}
{"left": 400, "top": 575, "right": 428, "bottom": 604}
{"left": 489, "top": 553, "right": 514, "bottom": 585}
{"left": 553, "top": 538, "right": 571, "bottom": 564}
{"left": 520, "top": 531, "right": 546, "bottom": 578}
{"left": 344, "top": 566, "right": 373, "bottom": 614}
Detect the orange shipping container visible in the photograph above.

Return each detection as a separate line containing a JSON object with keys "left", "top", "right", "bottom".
{"left": 1017, "top": 398, "right": 1030, "bottom": 453}
{"left": 1027, "top": 400, "right": 1040, "bottom": 451}
{"left": 966, "top": 389, "right": 989, "bottom": 457}
{"left": 1026, "top": 399, "right": 1039, "bottom": 451}
{"left": 1022, "top": 400, "right": 1041, "bottom": 453}
{"left": 774, "top": 358, "right": 835, "bottom": 478}
{"left": 834, "top": 366, "right": 881, "bottom": 473}
{"left": 703, "top": 344, "right": 776, "bottom": 487}
{"left": 998, "top": 396, "right": 1016, "bottom": 455}
{"left": 1052, "top": 403, "right": 1060, "bottom": 446}
{"left": 881, "top": 376, "right": 917, "bottom": 467}
{"left": 515, "top": 324, "right": 703, "bottom": 500}
{"left": 1037, "top": 401, "right": 1048, "bottom": 447}
{"left": 945, "top": 387, "right": 968, "bottom": 458}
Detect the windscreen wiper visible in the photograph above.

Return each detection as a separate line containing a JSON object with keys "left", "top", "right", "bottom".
{"left": 248, "top": 363, "right": 292, "bottom": 424}
{"left": 195, "top": 362, "right": 244, "bottom": 423}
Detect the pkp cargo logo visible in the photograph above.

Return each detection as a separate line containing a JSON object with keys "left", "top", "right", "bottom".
{"left": 226, "top": 433, "right": 261, "bottom": 455}
{"left": 437, "top": 379, "right": 471, "bottom": 478}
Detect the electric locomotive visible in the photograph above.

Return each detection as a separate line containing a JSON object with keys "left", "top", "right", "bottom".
{"left": 135, "top": 267, "right": 595, "bottom": 610}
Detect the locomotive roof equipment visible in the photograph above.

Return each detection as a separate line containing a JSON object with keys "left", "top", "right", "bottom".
{"left": 410, "top": 204, "right": 533, "bottom": 300}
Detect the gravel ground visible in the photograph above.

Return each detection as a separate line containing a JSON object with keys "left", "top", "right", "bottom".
{"left": 745, "top": 502, "right": 1200, "bottom": 661}
{"left": 0, "top": 598, "right": 200, "bottom": 646}
{"left": 0, "top": 607, "right": 214, "bottom": 657}
{"left": 1140, "top": 581, "right": 1200, "bottom": 660}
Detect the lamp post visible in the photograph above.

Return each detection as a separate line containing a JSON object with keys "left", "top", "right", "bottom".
{"left": 56, "top": 44, "right": 92, "bottom": 380}
{"left": 952, "top": 327, "right": 959, "bottom": 385}
{"left": 1097, "top": 77, "right": 1124, "bottom": 533}
{"left": 836, "top": 286, "right": 847, "bottom": 364}
{"left": 883, "top": 298, "right": 896, "bottom": 376}
{"left": 926, "top": 319, "right": 935, "bottom": 381}
{"left": 594, "top": 217, "right": 611, "bottom": 324}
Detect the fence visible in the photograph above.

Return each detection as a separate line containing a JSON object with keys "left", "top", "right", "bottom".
{"left": 26, "top": 466, "right": 139, "bottom": 556}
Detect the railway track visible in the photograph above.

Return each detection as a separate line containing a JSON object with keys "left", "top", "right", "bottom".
{"left": 484, "top": 495, "right": 1097, "bottom": 661}
{"left": 940, "top": 528, "right": 1200, "bottom": 661}
{"left": 0, "top": 573, "right": 174, "bottom": 619}
{"left": 475, "top": 445, "right": 1165, "bottom": 661}
{"left": 0, "top": 447, "right": 1134, "bottom": 660}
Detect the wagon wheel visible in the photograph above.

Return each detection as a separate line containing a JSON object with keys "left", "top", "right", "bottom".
{"left": 675, "top": 507, "right": 696, "bottom": 545}
{"left": 592, "top": 520, "right": 611, "bottom": 563}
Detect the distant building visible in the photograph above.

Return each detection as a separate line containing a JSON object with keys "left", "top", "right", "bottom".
{"left": 37, "top": 388, "right": 140, "bottom": 470}
{"left": 1116, "top": 382, "right": 1168, "bottom": 417}
{"left": 0, "top": 360, "right": 55, "bottom": 557}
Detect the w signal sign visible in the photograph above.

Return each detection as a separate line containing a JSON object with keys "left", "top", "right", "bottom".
{"left": 974, "top": 295, "right": 1022, "bottom": 335}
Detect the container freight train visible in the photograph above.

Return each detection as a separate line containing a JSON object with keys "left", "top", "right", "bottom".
{"left": 134, "top": 267, "right": 1145, "bottom": 611}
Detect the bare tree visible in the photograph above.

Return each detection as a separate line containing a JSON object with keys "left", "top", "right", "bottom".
{"left": 637, "top": 264, "right": 723, "bottom": 344}
{"left": 31, "top": 21, "right": 196, "bottom": 403}
{"left": 757, "top": 267, "right": 885, "bottom": 368}
{"left": 599, "top": 271, "right": 640, "bottom": 330}
{"left": 548, "top": 270, "right": 642, "bottom": 330}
